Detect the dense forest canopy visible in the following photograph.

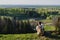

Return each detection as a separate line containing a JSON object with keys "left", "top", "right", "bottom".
{"left": 0, "top": 8, "right": 60, "bottom": 20}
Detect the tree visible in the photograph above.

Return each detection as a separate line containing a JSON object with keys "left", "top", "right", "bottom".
{"left": 53, "top": 16, "right": 60, "bottom": 34}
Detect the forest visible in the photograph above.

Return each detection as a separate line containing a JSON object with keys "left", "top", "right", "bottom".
{"left": 0, "top": 8, "right": 60, "bottom": 19}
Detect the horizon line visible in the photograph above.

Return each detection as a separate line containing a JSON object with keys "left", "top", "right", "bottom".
{"left": 0, "top": 4, "right": 60, "bottom": 6}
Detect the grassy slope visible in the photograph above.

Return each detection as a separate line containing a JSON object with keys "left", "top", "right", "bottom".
{"left": 0, "top": 33, "right": 60, "bottom": 40}
{"left": 0, "top": 33, "right": 57, "bottom": 40}
{"left": 44, "top": 25, "right": 55, "bottom": 31}
{"left": 0, "top": 33, "right": 37, "bottom": 40}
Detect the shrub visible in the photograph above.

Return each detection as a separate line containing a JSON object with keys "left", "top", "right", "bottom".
{"left": 53, "top": 16, "right": 60, "bottom": 34}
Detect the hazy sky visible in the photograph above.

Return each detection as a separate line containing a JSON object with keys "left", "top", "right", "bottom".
{"left": 0, "top": 0, "right": 60, "bottom": 5}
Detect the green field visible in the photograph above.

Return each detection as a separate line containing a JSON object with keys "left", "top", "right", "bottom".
{"left": 0, "top": 33, "right": 60, "bottom": 40}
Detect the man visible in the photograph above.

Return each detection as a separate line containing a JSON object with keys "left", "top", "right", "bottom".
{"left": 40, "top": 22, "right": 44, "bottom": 35}
{"left": 36, "top": 22, "right": 44, "bottom": 37}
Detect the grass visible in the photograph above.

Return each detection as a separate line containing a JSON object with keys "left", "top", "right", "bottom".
{"left": 0, "top": 33, "right": 37, "bottom": 40}
{"left": 44, "top": 25, "right": 56, "bottom": 31}
{"left": 0, "top": 33, "right": 60, "bottom": 40}
{"left": 40, "top": 19, "right": 52, "bottom": 23}
{"left": 0, "top": 33, "right": 58, "bottom": 40}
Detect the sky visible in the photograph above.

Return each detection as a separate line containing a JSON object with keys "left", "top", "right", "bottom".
{"left": 0, "top": 0, "right": 60, "bottom": 5}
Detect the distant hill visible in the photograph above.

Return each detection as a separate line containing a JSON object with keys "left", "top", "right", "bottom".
{"left": 0, "top": 5, "right": 60, "bottom": 8}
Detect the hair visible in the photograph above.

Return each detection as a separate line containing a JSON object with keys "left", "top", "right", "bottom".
{"left": 39, "top": 22, "right": 42, "bottom": 25}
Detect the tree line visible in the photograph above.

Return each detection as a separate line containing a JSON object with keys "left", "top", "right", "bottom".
{"left": 0, "top": 16, "right": 35, "bottom": 34}
{"left": 0, "top": 8, "right": 60, "bottom": 19}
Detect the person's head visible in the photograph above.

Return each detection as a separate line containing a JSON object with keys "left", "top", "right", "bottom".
{"left": 37, "top": 21, "right": 42, "bottom": 25}
{"left": 39, "top": 22, "right": 42, "bottom": 25}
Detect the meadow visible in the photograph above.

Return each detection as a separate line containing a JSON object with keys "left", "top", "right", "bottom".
{"left": 0, "top": 33, "right": 57, "bottom": 40}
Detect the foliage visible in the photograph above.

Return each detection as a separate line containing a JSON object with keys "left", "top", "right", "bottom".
{"left": 53, "top": 16, "right": 60, "bottom": 34}
{"left": 0, "top": 8, "right": 60, "bottom": 19}
{"left": 0, "top": 16, "right": 35, "bottom": 34}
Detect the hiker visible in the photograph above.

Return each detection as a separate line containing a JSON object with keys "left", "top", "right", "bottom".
{"left": 36, "top": 22, "right": 44, "bottom": 37}
{"left": 41, "top": 22, "right": 44, "bottom": 35}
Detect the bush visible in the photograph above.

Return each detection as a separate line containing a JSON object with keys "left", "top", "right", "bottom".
{"left": 53, "top": 16, "right": 60, "bottom": 34}
{"left": 47, "top": 15, "right": 53, "bottom": 20}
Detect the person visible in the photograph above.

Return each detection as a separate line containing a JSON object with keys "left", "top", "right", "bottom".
{"left": 40, "top": 22, "right": 44, "bottom": 35}
{"left": 36, "top": 22, "right": 44, "bottom": 37}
